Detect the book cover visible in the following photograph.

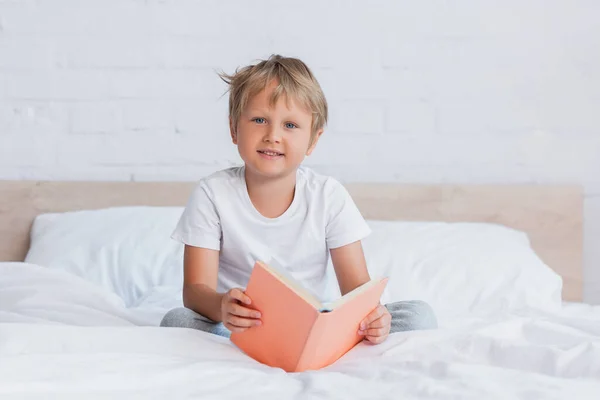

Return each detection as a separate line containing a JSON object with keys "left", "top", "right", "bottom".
{"left": 230, "top": 261, "right": 388, "bottom": 372}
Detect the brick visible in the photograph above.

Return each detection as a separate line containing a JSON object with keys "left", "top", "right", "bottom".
{"left": 268, "top": 33, "right": 382, "bottom": 70}
{"left": 0, "top": 166, "right": 132, "bottom": 181}
{"left": 436, "top": 98, "right": 537, "bottom": 135}
{"left": 120, "top": 100, "right": 174, "bottom": 133}
{"left": 173, "top": 100, "right": 228, "bottom": 135}
{"left": 0, "top": 37, "right": 55, "bottom": 69}
{"left": 1, "top": 1, "right": 154, "bottom": 35}
{"left": 356, "top": 133, "right": 533, "bottom": 168}
{"left": 301, "top": 163, "right": 400, "bottom": 183}
{"left": 117, "top": 100, "right": 228, "bottom": 135}
{"left": 0, "top": 103, "right": 13, "bottom": 133}
{"left": 530, "top": 98, "right": 600, "bottom": 135}
{"left": 131, "top": 164, "right": 232, "bottom": 182}
{"left": 303, "top": 162, "right": 532, "bottom": 186}
{"left": 520, "top": 134, "right": 600, "bottom": 184}
{"left": 107, "top": 70, "right": 224, "bottom": 100}
{"left": 162, "top": 37, "right": 267, "bottom": 70}
{"left": 0, "top": 73, "right": 5, "bottom": 100}
{"left": 383, "top": 38, "right": 543, "bottom": 101}
{"left": 54, "top": 132, "right": 235, "bottom": 167}
{"left": 308, "top": 134, "right": 377, "bottom": 166}
{"left": 69, "top": 102, "right": 122, "bottom": 135}
{"left": 378, "top": 2, "right": 599, "bottom": 44}
{"left": 382, "top": 37, "right": 445, "bottom": 70}
{"left": 376, "top": 2, "right": 487, "bottom": 41}
{"left": 382, "top": 68, "right": 434, "bottom": 102}
{"left": 0, "top": 101, "right": 69, "bottom": 136}
{"left": 68, "top": 97, "right": 229, "bottom": 138}
{"left": 385, "top": 101, "right": 436, "bottom": 135}
{"left": 329, "top": 101, "right": 385, "bottom": 135}
{"left": 0, "top": 168, "right": 28, "bottom": 180}
{"left": 146, "top": 0, "right": 271, "bottom": 38}
{"left": 0, "top": 134, "right": 58, "bottom": 166}
{"left": 3, "top": 71, "right": 110, "bottom": 100}
{"left": 381, "top": 37, "right": 518, "bottom": 75}
{"left": 318, "top": 68, "right": 389, "bottom": 101}
{"left": 55, "top": 37, "right": 166, "bottom": 69}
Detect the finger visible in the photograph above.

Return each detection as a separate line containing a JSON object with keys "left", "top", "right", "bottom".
{"left": 224, "top": 323, "right": 247, "bottom": 333}
{"left": 358, "top": 328, "right": 389, "bottom": 337}
{"left": 363, "top": 327, "right": 388, "bottom": 337}
{"left": 364, "top": 313, "right": 391, "bottom": 330}
{"left": 359, "top": 305, "right": 386, "bottom": 330}
{"left": 364, "top": 317, "right": 385, "bottom": 329}
{"left": 230, "top": 303, "right": 261, "bottom": 319}
{"left": 365, "top": 333, "right": 387, "bottom": 345}
{"left": 228, "top": 315, "right": 262, "bottom": 328}
{"left": 229, "top": 288, "right": 252, "bottom": 305}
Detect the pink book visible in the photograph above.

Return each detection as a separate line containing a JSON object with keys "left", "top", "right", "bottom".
{"left": 230, "top": 261, "right": 388, "bottom": 372}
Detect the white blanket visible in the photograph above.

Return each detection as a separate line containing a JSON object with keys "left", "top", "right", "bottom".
{"left": 1, "top": 262, "right": 600, "bottom": 399}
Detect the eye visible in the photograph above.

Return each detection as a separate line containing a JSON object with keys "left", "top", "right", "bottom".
{"left": 285, "top": 122, "right": 297, "bottom": 129}
{"left": 252, "top": 117, "right": 266, "bottom": 124}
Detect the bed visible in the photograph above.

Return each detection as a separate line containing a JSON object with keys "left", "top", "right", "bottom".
{"left": 1, "top": 180, "right": 599, "bottom": 399}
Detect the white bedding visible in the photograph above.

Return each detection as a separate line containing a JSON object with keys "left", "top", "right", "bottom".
{"left": 1, "top": 263, "right": 600, "bottom": 399}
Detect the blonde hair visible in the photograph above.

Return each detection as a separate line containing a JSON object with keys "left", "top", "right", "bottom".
{"left": 219, "top": 54, "right": 328, "bottom": 141}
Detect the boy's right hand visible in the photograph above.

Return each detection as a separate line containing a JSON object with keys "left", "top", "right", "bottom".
{"left": 220, "top": 288, "right": 262, "bottom": 333}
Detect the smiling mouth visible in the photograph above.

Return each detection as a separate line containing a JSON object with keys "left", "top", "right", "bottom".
{"left": 257, "top": 150, "right": 284, "bottom": 156}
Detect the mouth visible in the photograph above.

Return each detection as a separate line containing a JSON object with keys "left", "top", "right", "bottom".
{"left": 257, "top": 149, "right": 284, "bottom": 158}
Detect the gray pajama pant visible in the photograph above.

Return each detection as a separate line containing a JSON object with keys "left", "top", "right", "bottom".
{"left": 160, "top": 300, "right": 437, "bottom": 338}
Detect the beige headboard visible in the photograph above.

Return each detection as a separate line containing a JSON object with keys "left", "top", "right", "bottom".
{"left": 0, "top": 181, "right": 583, "bottom": 301}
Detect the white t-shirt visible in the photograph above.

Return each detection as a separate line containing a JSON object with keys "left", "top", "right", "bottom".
{"left": 171, "top": 165, "right": 371, "bottom": 302}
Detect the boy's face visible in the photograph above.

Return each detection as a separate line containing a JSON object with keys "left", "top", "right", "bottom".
{"left": 230, "top": 80, "right": 322, "bottom": 180}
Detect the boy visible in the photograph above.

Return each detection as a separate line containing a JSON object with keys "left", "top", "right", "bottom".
{"left": 161, "top": 55, "right": 437, "bottom": 344}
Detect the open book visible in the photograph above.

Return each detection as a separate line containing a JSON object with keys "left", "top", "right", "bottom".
{"left": 230, "top": 261, "right": 388, "bottom": 372}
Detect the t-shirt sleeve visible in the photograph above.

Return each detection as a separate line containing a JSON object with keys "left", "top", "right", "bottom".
{"left": 325, "top": 179, "right": 372, "bottom": 249}
{"left": 171, "top": 181, "right": 221, "bottom": 250}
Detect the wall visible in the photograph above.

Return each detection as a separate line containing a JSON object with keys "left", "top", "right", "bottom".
{"left": 1, "top": 1, "right": 599, "bottom": 302}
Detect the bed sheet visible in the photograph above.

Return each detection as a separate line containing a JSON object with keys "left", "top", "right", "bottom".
{"left": 1, "top": 262, "right": 599, "bottom": 399}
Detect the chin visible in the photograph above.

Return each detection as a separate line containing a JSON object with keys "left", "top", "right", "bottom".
{"left": 246, "top": 162, "right": 293, "bottom": 179}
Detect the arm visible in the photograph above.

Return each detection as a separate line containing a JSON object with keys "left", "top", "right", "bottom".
{"left": 330, "top": 240, "right": 371, "bottom": 296}
{"left": 182, "top": 245, "right": 261, "bottom": 331}
{"left": 182, "top": 244, "right": 224, "bottom": 322}
{"left": 330, "top": 240, "right": 391, "bottom": 344}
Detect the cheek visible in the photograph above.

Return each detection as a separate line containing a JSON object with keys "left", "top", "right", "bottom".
{"left": 236, "top": 127, "right": 259, "bottom": 145}
{"left": 238, "top": 138, "right": 256, "bottom": 154}
{"left": 287, "top": 137, "right": 309, "bottom": 154}
{"left": 292, "top": 131, "right": 313, "bottom": 147}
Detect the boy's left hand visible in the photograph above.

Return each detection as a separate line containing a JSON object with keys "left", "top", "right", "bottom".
{"left": 358, "top": 304, "right": 391, "bottom": 344}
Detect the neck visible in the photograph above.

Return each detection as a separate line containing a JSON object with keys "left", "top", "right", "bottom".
{"left": 244, "top": 167, "right": 296, "bottom": 219}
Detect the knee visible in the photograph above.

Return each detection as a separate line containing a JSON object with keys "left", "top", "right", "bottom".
{"left": 160, "top": 307, "right": 189, "bottom": 327}
{"left": 386, "top": 299, "right": 438, "bottom": 332}
{"left": 408, "top": 300, "right": 438, "bottom": 330}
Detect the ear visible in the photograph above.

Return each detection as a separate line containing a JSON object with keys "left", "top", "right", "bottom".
{"left": 306, "top": 129, "right": 323, "bottom": 156}
{"left": 229, "top": 118, "right": 238, "bottom": 144}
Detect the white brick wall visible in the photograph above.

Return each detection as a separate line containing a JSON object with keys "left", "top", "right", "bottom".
{"left": 1, "top": 0, "right": 599, "bottom": 302}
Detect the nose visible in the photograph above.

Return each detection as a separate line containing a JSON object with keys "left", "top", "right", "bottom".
{"left": 263, "top": 125, "right": 281, "bottom": 144}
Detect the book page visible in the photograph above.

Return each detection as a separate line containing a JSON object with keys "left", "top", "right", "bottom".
{"left": 256, "top": 261, "right": 322, "bottom": 309}
{"left": 324, "top": 278, "right": 385, "bottom": 311}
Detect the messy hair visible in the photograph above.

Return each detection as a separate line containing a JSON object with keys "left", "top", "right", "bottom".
{"left": 219, "top": 54, "right": 328, "bottom": 141}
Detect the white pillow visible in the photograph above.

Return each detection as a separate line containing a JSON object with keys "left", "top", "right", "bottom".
{"left": 353, "top": 220, "right": 563, "bottom": 317}
{"left": 25, "top": 207, "right": 185, "bottom": 307}
{"left": 26, "top": 207, "right": 563, "bottom": 316}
